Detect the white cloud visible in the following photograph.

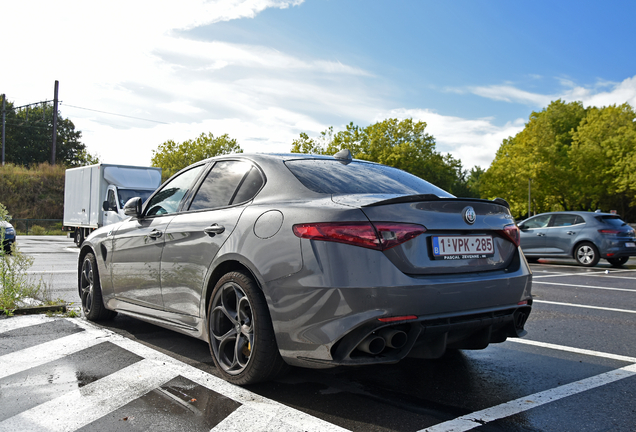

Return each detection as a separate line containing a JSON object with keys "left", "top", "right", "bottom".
{"left": 1, "top": 0, "right": 385, "bottom": 165}
{"left": 376, "top": 109, "right": 525, "bottom": 169}
{"left": 470, "top": 85, "right": 553, "bottom": 106}
{"left": 468, "top": 75, "right": 636, "bottom": 109}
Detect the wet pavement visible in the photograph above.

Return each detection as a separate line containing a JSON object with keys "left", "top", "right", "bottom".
{"left": 2, "top": 236, "right": 635, "bottom": 431}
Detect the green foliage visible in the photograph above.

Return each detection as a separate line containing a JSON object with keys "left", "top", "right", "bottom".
{"left": 30, "top": 225, "right": 46, "bottom": 235}
{"left": 290, "top": 119, "right": 478, "bottom": 196}
{"left": 1, "top": 97, "right": 98, "bottom": 167}
{"left": 151, "top": 132, "right": 243, "bottom": 180}
{"left": 0, "top": 163, "right": 65, "bottom": 219}
{"left": 480, "top": 100, "right": 636, "bottom": 220}
{"left": 0, "top": 203, "right": 46, "bottom": 315}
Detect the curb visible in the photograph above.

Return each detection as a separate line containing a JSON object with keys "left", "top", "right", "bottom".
{"left": 2, "top": 304, "right": 68, "bottom": 316}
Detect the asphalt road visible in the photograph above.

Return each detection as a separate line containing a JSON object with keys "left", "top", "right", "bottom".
{"left": 3, "top": 235, "right": 635, "bottom": 431}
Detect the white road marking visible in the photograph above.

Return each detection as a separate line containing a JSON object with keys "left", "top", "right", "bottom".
{"left": 421, "top": 336, "right": 636, "bottom": 431}
{"left": 210, "top": 404, "right": 307, "bottom": 432}
{"left": 533, "top": 299, "right": 636, "bottom": 315}
{"left": 0, "top": 358, "right": 179, "bottom": 432}
{"left": 507, "top": 338, "right": 636, "bottom": 363}
{"left": 71, "top": 318, "right": 350, "bottom": 432}
{"left": 0, "top": 330, "right": 105, "bottom": 379}
{"left": 25, "top": 270, "right": 75, "bottom": 274}
{"left": 533, "top": 271, "right": 607, "bottom": 278}
{"left": 0, "top": 315, "right": 51, "bottom": 334}
{"left": 580, "top": 273, "right": 636, "bottom": 280}
{"left": 420, "top": 363, "right": 636, "bottom": 432}
{"left": 532, "top": 268, "right": 636, "bottom": 278}
{"left": 533, "top": 281, "right": 636, "bottom": 292}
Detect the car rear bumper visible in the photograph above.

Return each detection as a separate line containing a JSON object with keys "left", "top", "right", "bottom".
{"left": 600, "top": 239, "right": 636, "bottom": 258}
{"left": 266, "top": 240, "right": 532, "bottom": 368}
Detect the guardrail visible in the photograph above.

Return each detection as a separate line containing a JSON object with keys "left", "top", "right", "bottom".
{"left": 10, "top": 219, "right": 63, "bottom": 235}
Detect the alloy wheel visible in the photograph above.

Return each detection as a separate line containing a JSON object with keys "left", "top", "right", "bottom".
{"left": 80, "top": 258, "right": 94, "bottom": 314}
{"left": 209, "top": 281, "right": 254, "bottom": 375}
{"left": 576, "top": 244, "right": 598, "bottom": 266}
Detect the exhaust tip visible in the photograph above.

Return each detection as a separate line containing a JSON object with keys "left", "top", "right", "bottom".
{"left": 356, "top": 335, "right": 386, "bottom": 355}
{"left": 379, "top": 328, "right": 408, "bottom": 349}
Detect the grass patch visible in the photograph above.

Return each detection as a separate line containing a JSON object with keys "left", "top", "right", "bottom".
{"left": 0, "top": 203, "right": 61, "bottom": 316}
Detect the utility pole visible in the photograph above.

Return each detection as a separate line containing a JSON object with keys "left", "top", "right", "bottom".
{"left": 528, "top": 178, "right": 532, "bottom": 218}
{"left": 51, "top": 80, "right": 59, "bottom": 165}
{"left": 1, "top": 94, "right": 5, "bottom": 166}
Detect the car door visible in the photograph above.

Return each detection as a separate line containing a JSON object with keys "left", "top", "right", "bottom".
{"left": 545, "top": 214, "right": 585, "bottom": 255}
{"left": 109, "top": 164, "right": 206, "bottom": 309}
{"left": 103, "top": 187, "right": 122, "bottom": 226}
{"left": 519, "top": 214, "right": 552, "bottom": 254}
{"left": 160, "top": 160, "right": 264, "bottom": 316}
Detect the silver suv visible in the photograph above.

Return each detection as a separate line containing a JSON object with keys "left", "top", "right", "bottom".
{"left": 519, "top": 211, "right": 636, "bottom": 267}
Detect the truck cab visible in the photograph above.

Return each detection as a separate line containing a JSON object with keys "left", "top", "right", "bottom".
{"left": 102, "top": 186, "right": 155, "bottom": 226}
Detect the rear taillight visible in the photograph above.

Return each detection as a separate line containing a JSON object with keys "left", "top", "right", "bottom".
{"left": 292, "top": 222, "right": 426, "bottom": 251}
{"left": 501, "top": 224, "right": 521, "bottom": 247}
{"left": 598, "top": 229, "right": 621, "bottom": 235}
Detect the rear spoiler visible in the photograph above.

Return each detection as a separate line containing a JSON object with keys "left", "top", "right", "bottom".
{"left": 363, "top": 194, "right": 511, "bottom": 209}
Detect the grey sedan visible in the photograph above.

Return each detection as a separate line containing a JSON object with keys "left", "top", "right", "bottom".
{"left": 519, "top": 211, "right": 636, "bottom": 267}
{"left": 78, "top": 152, "right": 532, "bottom": 384}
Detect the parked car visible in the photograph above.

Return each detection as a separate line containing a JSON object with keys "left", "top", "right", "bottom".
{"left": 1, "top": 220, "right": 16, "bottom": 253}
{"left": 78, "top": 152, "right": 533, "bottom": 384}
{"left": 518, "top": 211, "right": 636, "bottom": 267}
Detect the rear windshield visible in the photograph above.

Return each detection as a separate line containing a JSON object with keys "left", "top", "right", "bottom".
{"left": 285, "top": 159, "right": 453, "bottom": 196}
{"left": 596, "top": 215, "right": 628, "bottom": 227}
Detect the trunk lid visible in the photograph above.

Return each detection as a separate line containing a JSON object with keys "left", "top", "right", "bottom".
{"left": 333, "top": 194, "right": 518, "bottom": 275}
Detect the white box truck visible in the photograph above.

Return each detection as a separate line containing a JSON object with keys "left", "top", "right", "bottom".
{"left": 63, "top": 164, "right": 162, "bottom": 246}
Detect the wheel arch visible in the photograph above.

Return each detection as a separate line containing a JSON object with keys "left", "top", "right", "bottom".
{"left": 570, "top": 239, "right": 598, "bottom": 259}
{"left": 201, "top": 256, "right": 266, "bottom": 325}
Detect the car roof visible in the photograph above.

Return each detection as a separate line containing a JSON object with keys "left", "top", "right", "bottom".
{"left": 529, "top": 211, "right": 621, "bottom": 218}
{"left": 200, "top": 152, "right": 382, "bottom": 165}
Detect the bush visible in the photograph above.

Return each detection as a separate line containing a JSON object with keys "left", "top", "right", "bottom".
{"left": 30, "top": 225, "right": 46, "bottom": 235}
{"left": 0, "top": 163, "right": 65, "bottom": 220}
{"left": 0, "top": 202, "right": 48, "bottom": 314}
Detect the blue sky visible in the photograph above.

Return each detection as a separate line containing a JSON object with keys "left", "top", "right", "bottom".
{"left": 3, "top": 0, "right": 636, "bottom": 169}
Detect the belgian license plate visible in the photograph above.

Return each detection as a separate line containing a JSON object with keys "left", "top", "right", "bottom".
{"left": 626, "top": 242, "right": 636, "bottom": 248}
{"left": 432, "top": 235, "right": 495, "bottom": 260}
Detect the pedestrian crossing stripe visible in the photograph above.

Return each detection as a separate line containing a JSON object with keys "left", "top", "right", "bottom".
{"left": 0, "top": 316, "right": 349, "bottom": 432}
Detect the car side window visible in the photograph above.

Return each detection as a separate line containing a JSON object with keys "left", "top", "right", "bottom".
{"left": 189, "top": 161, "right": 261, "bottom": 211}
{"left": 145, "top": 165, "right": 205, "bottom": 216}
{"left": 107, "top": 190, "right": 117, "bottom": 210}
{"left": 523, "top": 214, "right": 551, "bottom": 229}
{"left": 551, "top": 214, "right": 578, "bottom": 227}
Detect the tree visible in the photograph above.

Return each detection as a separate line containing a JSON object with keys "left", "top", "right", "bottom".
{"left": 151, "top": 132, "right": 243, "bottom": 180}
{"left": 569, "top": 103, "right": 636, "bottom": 214}
{"left": 480, "top": 100, "right": 636, "bottom": 221}
{"left": 1, "top": 98, "right": 96, "bottom": 167}
{"left": 290, "top": 118, "right": 474, "bottom": 195}
{"left": 480, "top": 100, "right": 588, "bottom": 217}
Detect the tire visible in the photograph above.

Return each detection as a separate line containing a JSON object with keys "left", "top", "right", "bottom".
{"left": 607, "top": 256, "right": 629, "bottom": 268}
{"left": 79, "top": 253, "right": 117, "bottom": 321}
{"left": 74, "top": 228, "right": 84, "bottom": 247}
{"left": 574, "top": 242, "right": 600, "bottom": 267}
{"left": 207, "top": 271, "right": 288, "bottom": 385}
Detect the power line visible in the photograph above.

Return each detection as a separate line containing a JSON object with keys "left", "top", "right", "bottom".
{"left": 61, "top": 103, "right": 169, "bottom": 124}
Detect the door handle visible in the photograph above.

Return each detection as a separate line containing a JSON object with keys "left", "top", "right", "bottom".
{"left": 536, "top": 233, "right": 545, "bottom": 236}
{"left": 567, "top": 231, "right": 576, "bottom": 235}
{"left": 148, "top": 229, "right": 163, "bottom": 239}
{"left": 204, "top": 224, "right": 225, "bottom": 237}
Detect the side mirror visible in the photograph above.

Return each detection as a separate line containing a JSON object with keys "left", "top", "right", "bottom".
{"left": 123, "top": 197, "right": 142, "bottom": 218}
{"left": 102, "top": 201, "right": 109, "bottom": 212}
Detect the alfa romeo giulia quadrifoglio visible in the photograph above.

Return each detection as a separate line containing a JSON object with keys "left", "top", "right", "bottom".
{"left": 78, "top": 151, "right": 532, "bottom": 384}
